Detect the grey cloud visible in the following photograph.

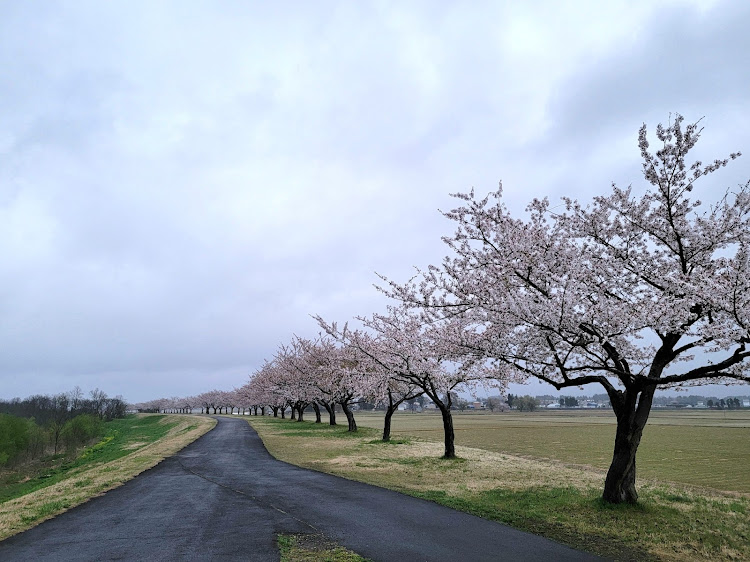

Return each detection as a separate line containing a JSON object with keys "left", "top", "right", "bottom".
{"left": 544, "top": 0, "right": 750, "bottom": 149}
{"left": 1, "top": 1, "right": 746, "bottom": 401}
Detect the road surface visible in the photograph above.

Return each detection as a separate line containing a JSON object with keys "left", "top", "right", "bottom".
{"left": 0, "top": 416, "right": 602, "bottom": 561}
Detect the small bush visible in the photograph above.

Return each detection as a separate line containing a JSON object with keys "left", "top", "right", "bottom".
{"left": 0, "top": 414, "right": 32, "bottom": 466}
{"left": 61, "top": 415, "right": 104, "bottom": 452}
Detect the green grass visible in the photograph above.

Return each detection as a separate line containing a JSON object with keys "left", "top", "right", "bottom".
{"left": 0, "top": 414, "right": 177, "bottom": 504}
{"left": 278, "top": 533, "right": 370, "bottom": 561}
{"left": 354, "top": 410, "right": 750, "bottom": 493}
{"left": 410, "top": 486, "right": 750, "bottom": 561}
{"left": 19, "top": 499, "right": 73, "bottom": 524}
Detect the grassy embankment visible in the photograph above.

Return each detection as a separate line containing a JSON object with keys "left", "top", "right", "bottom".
{"left": 248, "top": 411, "right": 750, "bottom": 562}
{"left": 0, "top": 413, "right": 215, "bottom": 540}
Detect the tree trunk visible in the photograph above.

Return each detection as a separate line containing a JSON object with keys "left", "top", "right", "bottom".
{"left": 290, "top": 407, "right": 296, "bottom": 420}
{"left": 438, "top": 405, "right": 456, "bottom": 459}
{"left": 602, "top": 386, "right": 655, "bottom": 504}
{"left": 281, "top": 407, "right": 286, "bottom": 419}
{"left": 297, "top": 404, "right": 305, "bottom": 422}
{"left": 340, "top": 402, "right": 357, "bottom": 432}
{"left": 260, "top": 406, "right": 266, "bottom": 416}
{"left": 272, "top": 406, "right": 279, "bottom": 417}
{"left": 383, "top": 405, "right": 396, "bottom": 441}
{"left": 322, "top": 402, "right": 336, "bottom": 425}
{"left": 312, "top": 402, "right": 322, "bottom": 423}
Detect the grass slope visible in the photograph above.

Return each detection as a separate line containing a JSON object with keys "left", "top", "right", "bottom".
{"left": 0, "top": 414, "right": 215, "bottom": 540}
{"left": 248, "top": 416, "right": 749, "bottom": 562}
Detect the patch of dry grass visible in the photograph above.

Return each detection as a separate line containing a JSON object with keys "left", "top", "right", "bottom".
{"left": 0, "top": 414, "right": 215, "bottom": 541}
{"left": 278, "top": 533, "right": 370, "bottom": 561}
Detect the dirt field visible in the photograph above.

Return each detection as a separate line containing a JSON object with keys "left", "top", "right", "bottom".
{"left": 353, "top": 409, "right": 750, "bottom": 493}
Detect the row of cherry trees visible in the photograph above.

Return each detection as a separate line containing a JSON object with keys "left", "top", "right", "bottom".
{"left": 135, "top": 313, "right": 504, "bottom": 459}
{"left": 140, "top": 117, "right": 749, "bottom": 505}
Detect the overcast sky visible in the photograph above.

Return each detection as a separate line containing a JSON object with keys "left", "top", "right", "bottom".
{"left": 1, "top": 0, "right": 749, "bottom": 402}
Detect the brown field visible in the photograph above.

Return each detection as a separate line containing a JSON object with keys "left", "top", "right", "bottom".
{"left": 354, "top": 409, "right": 750, "bottom": 493}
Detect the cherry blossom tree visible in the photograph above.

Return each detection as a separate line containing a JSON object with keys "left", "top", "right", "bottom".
{"left": 279, "top": 338, "right": 333, "bottom": 424}
{"left": 298, "top": 335, "right": 367, "bottom": 432}
{"left": 257, "top": 362, "right": 289, "bottom": 417}
{"left": 321, "top": 305, "right": 498, "bottom": 457}
{"left": 274, "top": 340, "right": 323, "bottom": 422}
{"left": 197, "top": 390, "right": 221, "bottom": 414}
{"left": 386, "top": 115, "right": 750, "bottom": 502}
{"left": 317, "top": 316, "right": 423, "bottom": 441}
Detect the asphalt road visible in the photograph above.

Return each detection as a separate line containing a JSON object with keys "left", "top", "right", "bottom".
{"left": 0, "top": 416, "right": 602, "bottom": 561}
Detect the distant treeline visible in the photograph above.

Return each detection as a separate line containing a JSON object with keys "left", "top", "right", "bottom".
{"left": 0, "top": 388, "right": 127, "bottom": 423}
{"left": 0, "top": 387, "right": 127, "bottom": 467}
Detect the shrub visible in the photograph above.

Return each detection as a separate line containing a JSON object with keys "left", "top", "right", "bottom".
{"left": 0, "top": 414, "right": 31, "bottom": 466}
{"left": 61, "top": 414, "right": 104, "bottom": 452}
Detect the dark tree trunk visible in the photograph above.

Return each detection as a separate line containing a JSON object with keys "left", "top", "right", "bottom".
{"left": 383, "top": 405, "right": 396, "bottom": 441}
{"left": 383, "top": 389, "right": 407, "bottom": 441}
{"left": 340, "top": 402, "right": 357, "bottom": 432}
{"left": 438, "top": 405, "right": 456, "bottom": 459}
{"left": 272, "top": 406, "right": 279, "bottom": 417}
{"left": 602, "top": 385, "right": 656, "bottom": 504}
{"left": 260, "top": 406, "right": 266, "bottom": 416}
{"left": 322, "top": 402, "right": 336, "bottom": 425}
{"left": 296, "top": 403, "right": 307, "bottom": 422}
{"left": 281, "top": 407, "right": 286, "bottom": 419}
{"left": 290, "top": 406, "right": 296, "bottom": 420}
{"left": 312, "top": 402, "right": 321, "bottom": 423}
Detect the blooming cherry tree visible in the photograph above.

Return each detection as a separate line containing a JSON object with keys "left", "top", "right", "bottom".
{"left": 274, "top": 339, "right": 324, "bottom": 422}
{"left": 316, "top": 317, "right": 423, "bottom": 441}
{"left": 387, "top": 115, "right": 750, "bottom": 502}
{"left": 321, "top": 305, "right": 499, "bottom": 458}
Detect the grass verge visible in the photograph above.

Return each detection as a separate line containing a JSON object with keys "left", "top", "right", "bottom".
{"left": 248, "top": 416, "right": 749, "bottom": 562}
{"left": 278, "top": 533, "right": 370, "bottom": 561}
{"left": 0, "top": 414, "right": 216, "bottom": 540}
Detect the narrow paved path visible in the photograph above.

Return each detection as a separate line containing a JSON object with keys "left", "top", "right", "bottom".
{"left": 0, "top": 417, "right": 602, "bottom": 561}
